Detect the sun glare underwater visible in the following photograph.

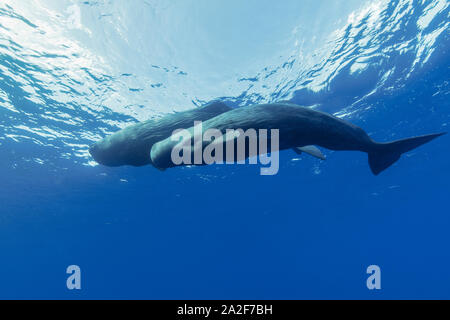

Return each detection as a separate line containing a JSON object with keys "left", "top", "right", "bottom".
{"left": 0, "top": 0, "right": 449, "bottom": 299}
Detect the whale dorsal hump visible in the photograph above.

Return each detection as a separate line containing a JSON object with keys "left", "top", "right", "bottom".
{"left": 293, "top": 146, "right": 326, "bottom": 160}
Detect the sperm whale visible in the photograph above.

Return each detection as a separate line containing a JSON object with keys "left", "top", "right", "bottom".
{"left": 89, "top": 101, "right": 231, "bottom": 167}
{"left": 150, "top": 103, "right": 445, "bottom": 175}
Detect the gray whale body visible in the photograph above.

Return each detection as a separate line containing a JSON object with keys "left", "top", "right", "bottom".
{"left": 150, "top": 103, "right": 445, "bottom": 175}
{"left": 89, "top": 101, "right": 231, "bottom": 167}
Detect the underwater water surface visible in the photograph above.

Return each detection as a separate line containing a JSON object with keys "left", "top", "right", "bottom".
{"left": 0, "top": 0, "right": 449, "bottom": 299}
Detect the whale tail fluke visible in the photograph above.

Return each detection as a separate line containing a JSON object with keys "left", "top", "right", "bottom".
{"left": 368, "top": 132, "right": 446, "bottom": 175}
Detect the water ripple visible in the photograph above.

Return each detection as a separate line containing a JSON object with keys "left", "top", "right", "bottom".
{"left": 0, "top": 0, "right": 448, "bottom": 169}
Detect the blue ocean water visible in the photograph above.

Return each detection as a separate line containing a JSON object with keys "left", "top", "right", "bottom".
{"left": 0, "top": 0, "right": 449, "bottom": 299}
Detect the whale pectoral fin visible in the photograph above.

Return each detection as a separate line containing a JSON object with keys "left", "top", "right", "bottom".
{"left": 293, "top": 146, "right": 326, "bottom": 160}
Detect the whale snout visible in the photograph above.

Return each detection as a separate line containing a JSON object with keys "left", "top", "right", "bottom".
{"left": 89, "top": 142, "right": 117, "bottom": 166}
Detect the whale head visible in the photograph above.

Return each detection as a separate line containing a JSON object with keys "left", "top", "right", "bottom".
{"left": 89, "top": 127, "right": 152, "bottom": 167}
